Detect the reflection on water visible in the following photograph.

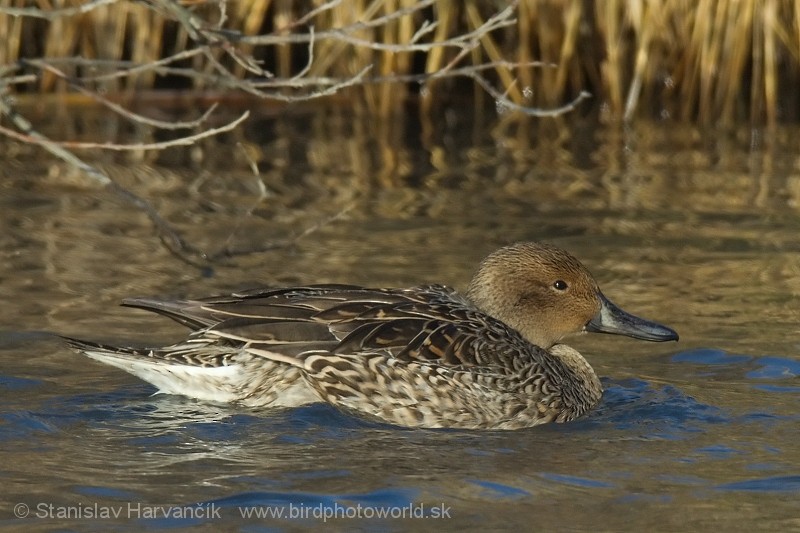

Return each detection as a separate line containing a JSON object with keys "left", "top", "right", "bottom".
{"left": 2, "top": 102, "right": 800, "bottom": 530}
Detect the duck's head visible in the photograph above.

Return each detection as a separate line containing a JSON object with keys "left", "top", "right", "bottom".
{"left": 466, "top": 242, "right": 679, "bottom": 349}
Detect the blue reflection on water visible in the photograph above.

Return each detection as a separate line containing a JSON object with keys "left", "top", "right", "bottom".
{"left": 0, "top": 374, "right": 42, "bottom": 391}
{"left": 537, "top": 473, "right": 612, "bottom": 489}
{"left": 717, "top": 476, "right": 800, "bottom": 492}
{"left": 3, "top": 340, "right": 800, "bottom": 531}
{"left": 582, "top": 377, "right": 729, "bottom": 438}
{"left": 468, "top": 479, "right": 532, "bottom": 498}
{"left": 746, "top": 356, "right": 800, "bottom": 379}
{"left": 671, "top": 348, "right": 752, "bottom": 365}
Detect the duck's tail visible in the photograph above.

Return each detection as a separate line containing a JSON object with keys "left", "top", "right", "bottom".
{"left": 62, "top": 336, "right": 318, "bottom": 407}
{"left": 63, "top": 336, "right": 246, "bottom": 401}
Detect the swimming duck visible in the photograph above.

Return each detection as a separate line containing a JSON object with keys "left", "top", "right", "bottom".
{"left": 65, "top": 242, "right": 678, "bottom": 429}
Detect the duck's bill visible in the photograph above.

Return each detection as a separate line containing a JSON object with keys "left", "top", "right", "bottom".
{"left": 586, "top": 292, "right": 679, "bottom": 342}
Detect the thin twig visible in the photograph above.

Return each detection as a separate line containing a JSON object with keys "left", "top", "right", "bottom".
{"left": 0, "top": 96, "right": 204, "bottom": 266}
{"left": 0, "top": 0, "right": 589, "bottom": 269}
{"left": 236, "top": 1, "right": 515, "bottom": 51}
{"left": 1, "top": 0, "right": 119, "bottom": 19}
{"left": 216, "top": 143, "right": 271, "bottom": 255}
{"left": 207, "top": 203, "right": 356, "bottom": 261}
{"left": 290, "top": 0, "right": 343, "bottom": 29}
{"left": 0, "top": 111, "right": 249, "bottom": 151}
{"left": 84, "top": 48, "right": 208, "bottom": 83}
{"left": 470, "top": 72, "right": 593, "bottom": 117}
{"left": 24, "top": 59, "right": 221, "bottom": 130}
{"left": 0, "top": 95, "right": 251, "bottom": 267}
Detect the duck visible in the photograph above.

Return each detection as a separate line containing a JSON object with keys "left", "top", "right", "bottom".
{"left": 64, "top": 242, "right": 678, "bottom": 430}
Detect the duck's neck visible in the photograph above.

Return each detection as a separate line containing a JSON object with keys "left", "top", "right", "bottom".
{"left": 548, "top": 344, "right": 603, "bottom": 420}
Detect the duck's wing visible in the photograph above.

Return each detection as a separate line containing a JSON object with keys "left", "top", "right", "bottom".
{"left": 121, "top": 284, "right": 374, "bottom": 330}
{"left": 316, "top": 286, "right": 519, "bottom": 367}
{"left": 128, "top": 284, "right": 523, "bottom": 369}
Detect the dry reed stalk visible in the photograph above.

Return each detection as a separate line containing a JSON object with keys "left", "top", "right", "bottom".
{"left": 715, "top": 4, "right": 746, "bottom": 122}
{"left": 377, "top": 0, "right": 416, "bottom": 116}
{"left": 750, "top": 1, "right": 765, "bottom": 125}
{"left": 762, "top": 0, "right": 777, "bottom": 125}
{"left": 129, "top": 4, "right": 164, "bottom": 89}
{"left": 676, "top": 0, "right": 704, "bottom": 121}
{"left": 420, "top": 1, "right": 455, "bottom": 116}
{"left": 41, "top": 3, "right": 75, "bottom": 91}
{"left": 464, "top": 0, "right": 519, "bottom": 102}
{"left": 530, "top": 1, "right": 558, "bottom": 105}
{"left": 423, "top": 0, "right": 456, "bottom": 74}
{"left": 624, "top": 1, "right": 665, "bottom": 121}
{"left": 597, "top": 0, "right": 625, "bottom": 115}
{"left": 0, "top": 1, "right": 23, "bottom": 67}
{"left": 92, "top": 5, "right": 124, "bottom": 92}
{"left": 304, "top": 0, "right": 377, "bottom": 111}
{"left": 717, "top": 1, "right": 744, "bottom": 123}
{"left": 553, "top": 0, "right": 581, "bottom": 102}
{"left": 515, "top": 0, "right": 533, "bottom": 92}
{"left": 378, "top": 0, "right": 399, "bottom": 117}
{"left": 4, "top": 0, "right": 800, "bottom": 123}
{"left": 796, "top": 1, "right": 800, "bottom": 69}
{"left": 273, "top": 0, "right": 292, "bottom": 79}
{"left": 357, "top": 0, "right": 386, "bottom": 114}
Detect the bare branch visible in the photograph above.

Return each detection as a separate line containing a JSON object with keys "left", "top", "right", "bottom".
{"left": 84, "top": 49, "right": 208, "bottom": 83}
{"left": 215, "top": 0, "right": 228, "bottom": 29}
{"left": 1, "top": 0, "right": 119, "bottom": 19}
{"left": 290, "top": 0, "right": 343, "bottom": 29}
{"left": 291, "top": 26, "right": 316, "bottom": 81}
{"left": 470, "top": 71, "right": 593, "bottom": 117}
{"left": 23, "top": 59, "right": 221, "bottom": 130}
{"left": 0, "top": 97, "right": 107, "bottom": 186}
{"left": 0, "top": 94, "right": 209, "bottom": 266}
{"left": 235, "top": 0, "right": 516, "bottom": 52}
{"left": 206, "top": 202, "right": 356, "bottom": 261}
{"left": 410, "top": 19, "right": 439, "bottom": 44}
{"left": 0, "top": 110, "right": 249, "bottom": 151}
{"left": 0, "top": 0, "right": 589, "bottom": 267}
{"left": 276, "top": 0, "right": 436, "bottom": 35}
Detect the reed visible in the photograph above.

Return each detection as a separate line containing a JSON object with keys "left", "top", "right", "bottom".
{"left": 1, "top": 0, "right": 799, "bottom": 123}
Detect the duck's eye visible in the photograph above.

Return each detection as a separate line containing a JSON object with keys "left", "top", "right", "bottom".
{"left": 553, "top": 280, "right": 568, "bottom": 291}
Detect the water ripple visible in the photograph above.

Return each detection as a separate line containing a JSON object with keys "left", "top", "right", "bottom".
{"left": 588, "top": 378, "right": 729, "bottom": 437}
{"left": 716, "top": 476, "right": 800, "bottom": 492}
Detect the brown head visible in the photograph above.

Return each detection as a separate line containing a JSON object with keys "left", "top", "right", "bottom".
{"left": 466, "top": 242, "right": 678, "bottom": 349}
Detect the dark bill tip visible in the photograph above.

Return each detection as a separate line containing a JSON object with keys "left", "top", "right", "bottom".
{"left": 586, "top": 292, "right": 679, "bottom": 342}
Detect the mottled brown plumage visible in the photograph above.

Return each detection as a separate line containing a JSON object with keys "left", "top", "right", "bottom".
{"left": 64, "top": 242, "right": 678, "bottom": 429}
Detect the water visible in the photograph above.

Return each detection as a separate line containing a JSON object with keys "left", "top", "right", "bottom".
{"left": 2, "top": 102, "right": 800, "bottom": 531}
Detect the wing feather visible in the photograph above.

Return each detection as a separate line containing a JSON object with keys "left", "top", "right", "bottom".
{"left": 120, "top": 284, "right": 531, "bottom": 371}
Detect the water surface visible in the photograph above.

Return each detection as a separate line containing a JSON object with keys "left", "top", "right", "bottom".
{"left": 2, "top": 104, "right": 800, "bottom": 531}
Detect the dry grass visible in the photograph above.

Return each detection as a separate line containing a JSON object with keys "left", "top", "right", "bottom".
{"left": 1, "top": 0, "right": 800, "bottom": 123}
